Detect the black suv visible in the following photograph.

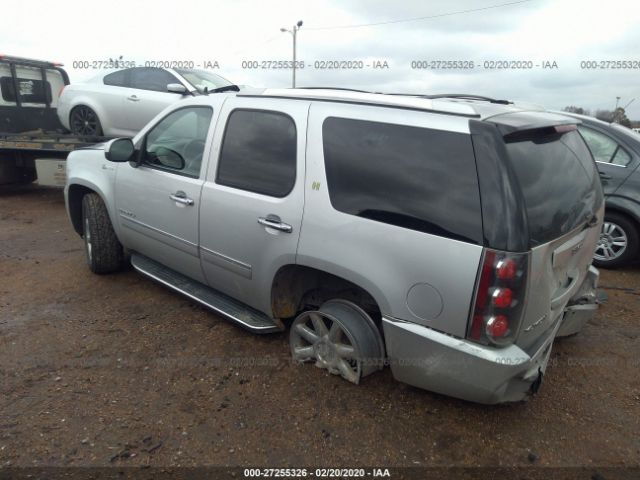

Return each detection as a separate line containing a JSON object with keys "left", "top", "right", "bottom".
{"left": 563, "top": 113, "right": 640, "bottom": 268}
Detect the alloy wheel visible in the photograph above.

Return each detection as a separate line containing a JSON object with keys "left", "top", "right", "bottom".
{"left": 594, "top": 221, "right": 628, "bottom": 262}
{"left": 290, "top": 310, "right": 361, "bottom": 383}
{"left": 71, "top": 106, "right": 100, "bottom": 136}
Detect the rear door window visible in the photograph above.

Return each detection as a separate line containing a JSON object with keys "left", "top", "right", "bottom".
{"left": 612, "top": 147, "right": 632, "bottom": 166}
{"left": 578, "top": 125, "right": 631, "bottom": 166}
{"left": 322, "top": 117, "right": 482, "bottom": 244}
{"left": 103, "top": 69, "right": 129, "bottom": 87}
{"left": 505, "top": 130, "right": 603, "bottom": 246}
{"left": 216, "top": 109, "right": 297, "bottom": 197}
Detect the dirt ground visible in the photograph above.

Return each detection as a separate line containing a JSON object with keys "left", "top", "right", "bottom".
{"left": 1, "top": 186, "right": 639, "bottom": 473}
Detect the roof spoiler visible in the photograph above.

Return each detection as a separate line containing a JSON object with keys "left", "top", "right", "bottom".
{"left": 488, "top": 111, "right": 581, "bottom": 140}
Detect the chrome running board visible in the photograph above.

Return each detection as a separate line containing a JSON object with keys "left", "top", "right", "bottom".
{"left": 130, "top": 253, "right": 282, "bottom": 334}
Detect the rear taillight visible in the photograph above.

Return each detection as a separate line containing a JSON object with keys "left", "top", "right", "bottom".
{"left": 467, "top": 249, "right": 529, "bottom": 346}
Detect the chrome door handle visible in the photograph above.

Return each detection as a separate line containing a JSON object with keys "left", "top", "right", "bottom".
{"left": 169, "top": 191, "right": 194, "bottom": 206}
{"left": 127, "top": 95, "right": 140, "bottom": 102}
{"left": 258, "top": 216, "right": 292, "bottom": 233}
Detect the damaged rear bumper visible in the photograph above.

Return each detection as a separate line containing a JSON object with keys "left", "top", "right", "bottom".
{"left": 557, "top": 265, "right": 599, "bottom": 337}
{"left": 381, "top": 265, "right": 600, "bottom": 404}
{"left": 382, "top": 316, "right": 557, "bottom": 404}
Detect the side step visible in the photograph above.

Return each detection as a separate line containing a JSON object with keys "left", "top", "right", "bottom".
{"left": 130, "top": 253, "right": 282, "bottom": 334}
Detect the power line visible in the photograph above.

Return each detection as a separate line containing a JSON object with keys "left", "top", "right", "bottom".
{"left": 305, "top": 0, "right": 536, "bottom": 31}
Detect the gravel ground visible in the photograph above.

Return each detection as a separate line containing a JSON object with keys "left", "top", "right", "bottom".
{"left": 1, "top": 186, "right": 639, "bottom": 473}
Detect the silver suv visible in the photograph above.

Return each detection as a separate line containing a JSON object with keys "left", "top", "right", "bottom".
{"left": 64, "top": 88, "right": 603, "bottom": 404}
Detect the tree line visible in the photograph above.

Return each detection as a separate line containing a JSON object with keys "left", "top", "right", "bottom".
{"left": 562, "top": 106, "right": 634, "bottom": 127}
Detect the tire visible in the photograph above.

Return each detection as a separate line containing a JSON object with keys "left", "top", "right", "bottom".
{"left": 82, "top": 193, "right": 124, "bottom": 274}
{"left": 70, "top": 105, "right": 103, "bottom": 136}
{"left": 593, "top": 212, "right": 639, "bottom": 269}
{"left": 289, "top": 299, "right": 384, "bottom": 385}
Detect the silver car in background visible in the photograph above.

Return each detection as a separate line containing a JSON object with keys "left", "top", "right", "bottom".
{"left": 57, "top": 67, "right": 233, "bottom": 137}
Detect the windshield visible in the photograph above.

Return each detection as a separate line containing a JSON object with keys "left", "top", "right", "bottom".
{"left": 505, "top": 130, "right": 603, "bottom": 246}
{"left": 175, "top": 69, "right": 232, "bottom": 92}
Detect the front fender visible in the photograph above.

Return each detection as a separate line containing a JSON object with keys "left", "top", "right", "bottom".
{"left": 65, "top": 149, "right": 120, "bottom": 239}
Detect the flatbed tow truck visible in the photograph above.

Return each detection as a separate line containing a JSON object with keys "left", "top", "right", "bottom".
{"left": 0, "top": 55, "right": 109, "bottom": 186}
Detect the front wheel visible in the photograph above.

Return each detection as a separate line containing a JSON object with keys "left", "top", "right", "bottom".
{"left": 593, "top": 212, "right": 639, "bottom": 269}
{"left": 82, "top": 193, "right": 124, "bottom": 274}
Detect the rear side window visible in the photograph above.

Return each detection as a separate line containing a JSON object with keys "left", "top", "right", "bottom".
{"left": 130, "top": 68, "right": 177, "bottom": 92}
{"left": 104, "top": 70, "right": 128, "bottom": 87}
{"left": 322, "top": 117, "right": 483, "bottom": 244}
{"left": 216, "top": 109, "right": 297, "bottom": 197}
{"left": 612, "top": 148, "right": 632, "bottom": 166}
{"left": 505, "top": 130, "right": 603, "bottom": 246}
{"left": 578, "top": 126, "right": 632, "bottom": 167}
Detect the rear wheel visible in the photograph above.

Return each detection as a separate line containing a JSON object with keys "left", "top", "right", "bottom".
{"left": 82, "top": 193, "right": 124, "bottom": 273}
{"left": 289, "top": 300, "right": 384, "bottom": 384}
{"left": 70, "top": 105, "right": 102, "bottom": 136}
{"left": 593, "top": 212, "right": 638, "bottom": 269}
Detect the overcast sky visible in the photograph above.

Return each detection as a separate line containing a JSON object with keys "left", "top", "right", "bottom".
{"left": 3, "top": 0, "right": 640, "bottom": 118}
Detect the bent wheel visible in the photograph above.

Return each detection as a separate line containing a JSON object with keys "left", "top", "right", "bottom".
{"left": 290, "top": 300, "right": 384, "bottom": 384}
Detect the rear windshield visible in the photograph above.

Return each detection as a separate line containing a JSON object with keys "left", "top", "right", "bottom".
{"left": 505, "top": 130, "right": 603, "bottom": 246}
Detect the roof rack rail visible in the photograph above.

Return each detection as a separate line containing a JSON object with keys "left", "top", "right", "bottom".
{"left": 296, "top": 86, "right": 378, "bottom": 94}
{"left": 201, "top": 84, "right": 240, "bottom": 95}
{"left": 418, "top": 94, "right": 513, "bottom": 105}
{"left": 239, "top": 88, "right": 481, "bottom": 118}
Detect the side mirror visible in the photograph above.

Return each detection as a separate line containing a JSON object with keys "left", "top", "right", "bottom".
{"left": 153, "top": 146, "right": 185, "bottom": 170}
{"left": 105, "top": 138, "right": 134, "bottom": 162}
{"left": 167, "top": 83, "right": 188, "bottom": 94}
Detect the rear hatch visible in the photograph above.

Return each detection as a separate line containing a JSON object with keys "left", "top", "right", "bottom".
{"left": 472, "top": 112, "right": 604, "bottom": 352}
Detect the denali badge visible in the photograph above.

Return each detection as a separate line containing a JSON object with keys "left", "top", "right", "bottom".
{"left": 524, "top": 314, "right": 548, "bottom": 332}
{"left": 118, "top": 209, "right": 136, "bottom": 218}
{"left": 571, "top": 242, "right": 584, "bottom": 255}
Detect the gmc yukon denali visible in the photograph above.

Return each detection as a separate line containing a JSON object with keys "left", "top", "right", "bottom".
{"left": 65, "top": 88, "right": 603, "bottom": 404}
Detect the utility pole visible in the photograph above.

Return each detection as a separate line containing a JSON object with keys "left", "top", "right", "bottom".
{"left": 281, "top": 20, "right": 303, "bottom": 88}
{"left": 612, "top": 98, "right": 635, "bottom": 123}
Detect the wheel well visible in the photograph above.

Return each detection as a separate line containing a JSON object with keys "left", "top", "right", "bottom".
{"left": 67, "top": 184, "right": 95, "bottom": 235}
{"left": 605, "top": 207, "right": 640, "bottom": 232}
{"left": 271, "top": 265, "right": 382, "bottom": 324}
{"left": 69, "top": 104, "right": 84, "bottom": 120}
{"left": 69, "top": 104, "right": 102, "bottom": 125}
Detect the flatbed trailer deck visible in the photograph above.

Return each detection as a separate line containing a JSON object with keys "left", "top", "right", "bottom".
{"left": 0, "top": 55, "right": 110, "bottom": 185}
